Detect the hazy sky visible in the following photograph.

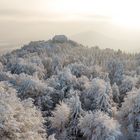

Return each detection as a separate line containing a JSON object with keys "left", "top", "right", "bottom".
{"left": 1, "top": 0, "right": 140, "bottom": 52}
{"left": 1, "top": 0, "right": 140, "bottom": 22}
{"left": 0, "top": 0, "right": 114, "bottom": 21}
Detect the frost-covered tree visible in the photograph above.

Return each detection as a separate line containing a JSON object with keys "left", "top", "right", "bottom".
{"left": 48, "top": 134, "right": 57, "bottom": 140}
{"left": 0, "top": 62, "right": 3, "bottom": 71}
{"left": 119, "top": 76, "right": 136, "bottom": 102}
{"left": 35, "top": 90, "right": 54, "bottom": 115}
{"left": 112, "top": 83, "right": 120, "bottom": 104}
{"left": 78, "top": 110, "right": 121, "bottom": 140}
{"left": 118, "top": 89, "right": 140, "bottom": 140}
{"left": 47, "top": 68, "right": 78, "bottom": 102}
{"left": 90, "top": 65, "right": 102, "bottom": 79}
{"left": 42, "top": 57, "right": 53, "bottom": 78}
{"left": 68, "top": 63, "right": 91, "bottom": 78}
{"left": 78, "top": 75, "right": 90, "bottom": 89}
{"left": 12, "top": 73, "right": 47, "bottom": 99}
{"left": 6, "top": 57, "right": 45, "bottom": 78}
{"left": 135, "top": 75, "right": 140, "bottom": 89}
{"left": 65, "top": 91, "right": 85, "bottom": 139}
{"left": 49, "top": 102, "right": 70, "bottom": 133}
{"left": 83, "top": 78, "right": 114, "bottom": 115}
{"left": 11, "top": 73, "right": 55, "bottom": 115}
{"left": 51, "top": 56, "right": 63, "bottom": 75}
{"left": 0, "top": 71, "right": 14, "bottom": 82}
{"left": 107, "top": 59, "right": 124, "bottom": 85}
{"left": 0, "top": 82, "right": 46, "bottom": 140}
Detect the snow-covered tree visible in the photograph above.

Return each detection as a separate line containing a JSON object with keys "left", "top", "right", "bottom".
{"left": 118, "top": 89, "right": 140, "bottom": 140}
{"left": 35, "top": 90, "right": 54, "bottom": 114}
{"left": 48, "top": 134, "right": 57, "bottom": 140}
{"left": 90, "top": 65, "right": 102, "bottom": 79}
{"left": 83, "top": 78, "right": 114, "bottom": 115}
{"left": 0, "top": 71, "right": 14, "bottom": 82}
{"left": 42, "top": 57, "right": 53, "bottom": 77}
{"left": 68, "top": 62, "right": 91, "bottom": 78}
{"left": 47, "top": 68, "right": 78, "bottom": 102}
{"left": 0, "top": 82, "right": 46, "bottom": 140}
{"left": 12, "top": 73, "right": 47, "bottom": 99}
{"left": 0, "top": 62, "right": 3, "bottom": 71}
{"left": 50, "top": 102, "right": 70, "bottom": 132}
{"left": 112, "top": 83, "right": 120, "bottom": 103}
{"left": 107, "top": 59, "right": 124, "bottom": 85}
{"left": 10, "top": 73, "right": 55, "bottom": 114}
{"left": 65, "top": 91, "right": 85, "bottom": 139}
{"left": 78, "top": 110, "right": 121, "bottom": 140}
{"left": 6, "top": 57, "right": 45, "bottom": 78}
{"left": 119, "top": 76, "right": 136, "bottom": 102}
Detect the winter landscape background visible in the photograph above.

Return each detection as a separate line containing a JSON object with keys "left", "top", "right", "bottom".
{"left": 1, "top": 0, "right": 140, "bottom": 140}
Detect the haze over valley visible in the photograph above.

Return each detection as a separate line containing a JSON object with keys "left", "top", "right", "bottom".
{"left": 1, "top": 20, "right": 140, "bottom": 53}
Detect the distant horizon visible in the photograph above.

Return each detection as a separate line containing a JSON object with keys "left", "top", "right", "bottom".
{"left": 1, "top": 0, "right": 140, "bottom": 53}
{"left": 0, "top": 33, "right": 140, "bottom": 54}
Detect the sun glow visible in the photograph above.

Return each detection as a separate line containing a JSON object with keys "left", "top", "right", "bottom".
{"left": 111, "top": 0, "right": 140, "bottom": 28}
{"left": 1, "top": 0, "right": 140, "bottom": 28}
{"left": 46, "top": 0, "right": 140, "bottom": 28}
{"left": 47, "top": 0, "right": 113, "bottom": 17}
{"left": 112, "top": 15, "right": 140, "bottom": 29}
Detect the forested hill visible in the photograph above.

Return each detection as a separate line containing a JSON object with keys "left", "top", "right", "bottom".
{"left": 0, "top": 35, "right": 140, "bottom": 140}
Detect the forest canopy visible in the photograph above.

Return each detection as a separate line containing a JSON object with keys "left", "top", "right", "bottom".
{"left": 0, "top": 35, "right": 140, "bottom": 140}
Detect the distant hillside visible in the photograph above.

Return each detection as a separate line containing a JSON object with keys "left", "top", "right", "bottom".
{"left": 71, "top": 31, "right": 140, "bottom": 52}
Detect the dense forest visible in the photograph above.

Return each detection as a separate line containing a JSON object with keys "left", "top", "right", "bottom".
{"left": 0, "top": 35, "right": 140, "bottom": 140}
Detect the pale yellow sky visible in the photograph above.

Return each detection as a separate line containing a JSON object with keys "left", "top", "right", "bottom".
{"left": 0, "top": 0, "right": 111, "bottom": 21}
{"left": 0, "top": 0, "right": 139, "bottom": 21}
{"left": 1, "top": 0, "right": 140, "bottom": 52}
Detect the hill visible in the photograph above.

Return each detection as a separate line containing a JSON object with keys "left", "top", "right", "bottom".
{"left": 71, "top": 31, "right": 140, "bottom": 52}
{"left": 0, "top": 35, "right": 140, "bottom": 140}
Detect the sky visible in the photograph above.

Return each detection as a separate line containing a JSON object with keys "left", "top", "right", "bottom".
{"left": 1, "top": 0, "right": 140, "bottom": 23}
{"left": 1, "top": 0, "right": 140, "bottom": 52}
